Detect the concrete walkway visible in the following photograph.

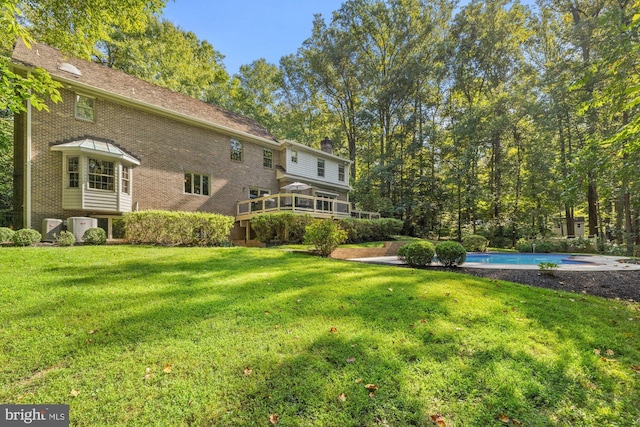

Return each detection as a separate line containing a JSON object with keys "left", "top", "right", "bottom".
{"left": 348, "top": 254, "right": 640, "bottom": 271}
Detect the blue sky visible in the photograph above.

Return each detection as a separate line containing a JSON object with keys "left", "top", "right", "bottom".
{"left": 162, "top": 0, "right": 345, "bottom": 74}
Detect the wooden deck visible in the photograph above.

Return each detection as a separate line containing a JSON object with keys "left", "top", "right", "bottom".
{"left": 236, "top": 193, "right": 380, "bottom": 221}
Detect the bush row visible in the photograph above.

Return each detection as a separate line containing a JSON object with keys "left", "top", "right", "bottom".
{"left": 397, "top": 240, "right": 466, "bottom": 267}
{"left": 123, "top": 210, "right": 234, "bottom": 246}
{"left": 251, "top": 213, "right": 403, "bottom": 244}
{"left": 515, "top": 237, "right": 597, "bottom": 254}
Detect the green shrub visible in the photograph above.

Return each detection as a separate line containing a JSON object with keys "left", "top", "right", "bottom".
{"left": 399, "top": 241, "right": 435, "bottom": 268}
{"left": 337, "top": 217, "right": 403, "bottom": 243}
{"left": 123, "top": 210, "right": 234, "bottom": 246}
{"left": 538, "top": 262, "right": 558, "bottom": 276}
{"left": 55, "top": 230, "right": 76, "bottom": 246}
{"left": 303, "top": 219, "right": 347, "bottom": 257}
{"left": 436, "top": 241, "right": 466, "bottom": 267}
{"left": 462, "top": 234, "right": 489, "bottom": 252}
{"left": 0, "top": 227, "right": 14, "bottom": 243}
{"left": 82, "top": 227, "right": 106, "bottom": 245}
{"left": 10, "top": 228, "right": 42, "bottom": 246}
{"left": 251, "top": 213, "right": 312, "bottom": 244}
{"left": 568, "top": 236, "right": 596, "bottom": 253}
{"left": 515, "top": 238, "right": 531, "bottom": 253}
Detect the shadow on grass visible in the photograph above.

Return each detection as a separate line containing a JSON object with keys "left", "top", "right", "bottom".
{"left": 2, "top": 247, "right": 638, "bottom": 426}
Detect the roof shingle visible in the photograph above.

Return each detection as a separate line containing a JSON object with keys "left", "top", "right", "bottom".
{"left": 11, "top": 39, "right": 277, "bottom": 142}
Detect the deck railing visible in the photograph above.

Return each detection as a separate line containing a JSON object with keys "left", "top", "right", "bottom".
{"left": 236, "top": 193, "right": 380, "bottom": 221}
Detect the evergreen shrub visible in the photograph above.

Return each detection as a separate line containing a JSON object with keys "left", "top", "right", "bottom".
{"left": 55, "top": 230, "right": 76, "bottom": 246}
{"left": 398, "top": 241, "right": 435, "bottom": 268}
{"left": 303, "top": 219, "right": 347, "bottom": 257}
{"left": 0, "top": 227, "right": 14, "bottom": 243}
{"left": 82, "top": 227, "right": 107, "bottom": 245}
{"left": 10, "top": 228, "right": 41, "bottom": 246}
{"left": 436, "top": 241, "right": 466, "bottom": 267}
{"left": 462, "top": 234, "right": 489, "bottom": 252}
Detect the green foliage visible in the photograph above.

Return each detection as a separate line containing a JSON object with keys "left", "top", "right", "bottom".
{"left": 398, "top": 241, "right": 435, "bottom": 268}
{"left": 54, "top": 230, "right": 75, "bottom": 246}
{"left": 303, "top": 219, "right": 347, "bottom": 257}
{"left": 10, "top": 228, "right": 41, "bottom": 246}
{"left": 516, "top": 237, "right": 596, "bottom": 254}
{"left": 82, "top": 227, "right": 106, "bottom": 245}
{"left": 337, "top": 218, "right": 403, "bottom": 243}
{"left": 0, "top": 226, "right": 14, "bottom": 243}
{"left": 538, "top": 262, "right": 558, "bottom": 276}
{"left": 0, "top": 119, "right": 13, "bottom": 213}
{"left": 123, "top": 210, "right": 233, "bottom": 246}
{"left": 462, "top": 234, "right": 489, "bottom": 252}
{"left": 251, "top": 213, "right": 313, "bottom": 244}
{"left": 435, "top": 241, "right": 467, "bottom": 267}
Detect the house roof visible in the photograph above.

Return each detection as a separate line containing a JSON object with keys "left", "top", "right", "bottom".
{"left": 11, "top": 39, "right": 277, "bottom": 145}
{"left": 51, "top": 138, "right": 141, "bottom": 166}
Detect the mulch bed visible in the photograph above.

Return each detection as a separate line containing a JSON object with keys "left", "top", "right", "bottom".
{"left": 452, "top": 268, "right": 640, "bottom": 302}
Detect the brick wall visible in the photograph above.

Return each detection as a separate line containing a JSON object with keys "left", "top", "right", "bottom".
{"left": 16, "top": 88, "right": 278, "bottom": 237}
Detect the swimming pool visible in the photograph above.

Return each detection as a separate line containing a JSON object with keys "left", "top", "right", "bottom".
{"left": 465, "top": 253, "right": 590, "bottom": 265}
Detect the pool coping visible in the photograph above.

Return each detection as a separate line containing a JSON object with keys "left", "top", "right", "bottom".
{"left": 347, "top": 254, "right": 640, "bottom": 271}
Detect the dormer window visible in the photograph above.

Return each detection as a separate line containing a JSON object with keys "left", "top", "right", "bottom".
{"left": 75, "top": 94, "right": 95, "bottom": 121}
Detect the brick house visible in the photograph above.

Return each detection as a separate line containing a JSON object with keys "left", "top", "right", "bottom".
{"left": 11, "top": 41, "right": 376, "bottom": 242}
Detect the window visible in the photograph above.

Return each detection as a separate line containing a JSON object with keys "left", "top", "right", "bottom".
{"left": 317, "top": 159, "right": 325, "bottom": 177}
{"left": 230, "top": 139, "right": 242, "bottom": 161}
{"left": 122, "top": 166, "right": 130, "bottom": 194}
{"left": 291, "top": 150, "right": 298, "bottom": 163}
{"left": 88, "top": 158, "right": 114, "bottom": 191}
{"left": 263, "top": 149, "right": 273, "bottom": 168}
{"left": 338, "top": 164, "right": 345, "bottom": 182}
{"left": 67, "top": 156, "right": 79, "bottom": 188}
{"left": 249, "top": 188, "right": 270, "bottom": 199}
{"left": 75, "top": 94, "right": 95, "bottom": 121}
{"left": 184, "top": 172, "right": 210, "bottom": 195}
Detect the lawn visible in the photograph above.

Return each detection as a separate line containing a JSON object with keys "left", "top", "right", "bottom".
{"left": 0, "top": 246, "right": 638, "bottom": 426}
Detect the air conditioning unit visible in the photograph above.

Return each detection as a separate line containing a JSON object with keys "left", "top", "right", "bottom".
{"left": 67, "top": 217, "right": 98, "bottom": 242}
{"left": 42, "top": 218, "right": 63, "bottom": 242}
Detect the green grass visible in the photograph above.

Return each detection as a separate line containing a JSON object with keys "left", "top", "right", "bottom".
{"left": 1, "top": 246, "right": 639, "bottom": 426}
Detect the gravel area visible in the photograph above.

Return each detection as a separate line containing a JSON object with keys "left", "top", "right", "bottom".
{"left": 453, "top": 268, "right": 640, "bottom": 302}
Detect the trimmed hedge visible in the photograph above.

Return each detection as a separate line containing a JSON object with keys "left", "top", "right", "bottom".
{"left": 0, "top": 227, "right": 14, "bottom": 243}
{"left": 250, "top": 214, "right": 403, "bottom": 245}
{"left": 55, "top": 230, "right": 76, "bottom": 246}
{"left": 83, "top": 227, "right": 107, "bottom": 245}
{"left": 462, "top": 234, "right": 488, "bottom": 252}
{"left": 397, "top": 241, "right": 435, "bottom": 268}
{"left": 123, "top": 210, "right": 234, "bottom": 246}
{"left": 10, "top": 228, "right": 42, "bottom": 246}
{"left": 436, "top": 241, "right": 466, "bottom": 267}
{"left": 251, "top": 212, "right": 313, "bottom": 244}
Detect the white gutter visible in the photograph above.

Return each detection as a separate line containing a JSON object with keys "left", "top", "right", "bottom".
{"left": 25, "top": 100, "right": 32, "bottom": 228}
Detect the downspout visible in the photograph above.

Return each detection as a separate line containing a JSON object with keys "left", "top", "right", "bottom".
{"left": 25, "top": 100, "right": 32, "bottom": 229}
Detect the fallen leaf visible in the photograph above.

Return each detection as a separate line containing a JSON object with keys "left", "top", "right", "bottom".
{"left": 512, "top": 419, "right": 523, "bottom": 426}
{"left": 365, "top": 384, "right": 378, "bottom": 391}
{"left": 388, "top": 288, "right": 393, "bottom": 292}
{"left": 631, "top": 365, "right": 640, "bottom": 373}
{"left": 329, "top": 327, "right": 338, "bottom": 333}
{"left": 355, "top": 378, "right": 362, "bottom": 384}
{"left": 70, "top": 389, "right": 79, "bottom": 397}
{"left": 585, "top": 382, "right": 597, "bottom": 389}
{"left": 296, "top": 299, "right": 301, "bottom": 303}
{"left": 264, "top": 311, "right": 271, "bottom": 315}
{"left": 369, "top": 391, "right": 375, "bottom": 398}
{"left": 499, "top": 413, "right": 510, "bottom": 423}
{"left": 244, "top": 367, "right": 252, "bottom": 376}
{"left": 445, "top": 292, "right": 450, "bottom": 297}
{"left": 88, "top": 330, "right": 96, "bottom": 335}
{"left": 430, "top": 414, "right": 447, "bottom": 426}
{"left": 601, "top": 357, "right": 617, "bottom": 363}
{"left": 346, "top": 357, "right": 356, "bottom": 363}
{"left": 269, "top": 413, "right": 279, "bottom": 424}
{"left": 163, "top": 363, "right": 173, "bottom": 373}
{"left": 420, "top": 319, "right": 426, "bottom": 323}
{"left": 605, "top": 349, "right": 615, "bottom": 356}
{"left": 338, "top": 393, "right": 347, "bottom": 401}
{"left": 409, "top": 324, "right": 414, "bottom": 328}
{"left": 593, "top": 349, "right": 601, "bottom": 355}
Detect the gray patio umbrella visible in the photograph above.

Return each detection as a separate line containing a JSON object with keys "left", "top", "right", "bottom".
{"left": 281, "top": 182, "right": 312, "bottom": 192}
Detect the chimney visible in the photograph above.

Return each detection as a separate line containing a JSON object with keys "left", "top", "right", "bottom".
{"left": 320, "top": 137, "right": 333, "bottom": 155}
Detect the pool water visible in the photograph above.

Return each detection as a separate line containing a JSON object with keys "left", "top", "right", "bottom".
{"left": 465, "top": 253, "right": 590, "bottom": 265}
